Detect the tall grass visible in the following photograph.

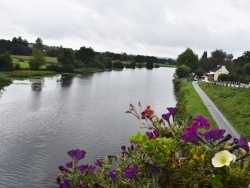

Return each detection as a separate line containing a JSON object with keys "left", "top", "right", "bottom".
{"left": 199, "top": 82, "right": 250, "bottom": 139}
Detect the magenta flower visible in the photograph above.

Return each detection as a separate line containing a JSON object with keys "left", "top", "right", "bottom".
{"left": 193, "top": 115, "right": 210, "bottom": 129}
{"left": 149, "top": 164, "right": 160, "bottom": 179}
{"left": 106, "top": 170, "right": 118, "bottom": 184}
{"left": 236, "top": 135, "right": 249, "bottom": 152}
{"left": 146, "top": 128, "right": 159, "bottom": 140}
{"left": 182, "top": 123, "right": 200, "bottom": 145}
{"left": 59, "top": 180, "right": 71, "bottom": 188}
{"left": 95, "top": 159, "right": 103, "bottom": 166}
{"left": 202, "top": 129, "right": 226, "bottom": 142}
{"left": 162, "top": 112, "right": 171, "bottom": 124}
{"left": 67, "top": 149, "right": 86, "bottom": 162}
{"left": 122, "top": 164, "right": 139, "bottom": 181}
{"left": 65, "top": 161, "right": 73, "bottom": 169}
{"left": 78, "top": 164, "right": 89, "bottom": 174}
{"left": 88, "top": 165, "right": 96, "bottom": 174}
{"left": 167, "top": 107, "right": 178, "bottom": 119}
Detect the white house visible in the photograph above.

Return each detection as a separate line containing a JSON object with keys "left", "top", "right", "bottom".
{"left": 207, "top": 65, "right": 229, "bottom": 81}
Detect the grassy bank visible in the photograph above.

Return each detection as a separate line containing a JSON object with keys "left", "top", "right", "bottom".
{"left": 0, "top": 73, "right": 12, "bottom": 89}
{"left": 10, "top": 70, "right": 57, "bottom": 78}
{"left": 199, "top": 82, "right": 250, "bottom": 139}
{"left": 174, "top": 79, "right": 217, "bottom": 128}
{"left": 74, "top": 67, "right": 104, "bottom": 74}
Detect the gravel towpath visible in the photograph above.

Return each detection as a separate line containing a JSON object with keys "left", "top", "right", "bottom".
{"left": 192, "top": 81, "right": 240, "bottom": 139}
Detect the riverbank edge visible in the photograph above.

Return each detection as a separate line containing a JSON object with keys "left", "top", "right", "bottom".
{"left": 173, "top": 78, "right": 218, "bottom": 128}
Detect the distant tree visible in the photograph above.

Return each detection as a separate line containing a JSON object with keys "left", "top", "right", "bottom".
{"left": 243, "top": 63, "right": 250, "bottom": 76}
{"left": 0, "top": 52, "right": 13, "bottom": 71}
{"left": 146, "top": 61, "right": 154, "bottom": 69}
{"left": 130, "top": 61, "right": 135, "bottom": 69}
{"left": 57, "top": 48, "right": 75, "bottom": 72}
{"left": 113, "top": 60, "right": 124, "bottom": 69}
{"left": 177, "top": 48, "right": 198, "bottom": 72}
{"left": 33, "top": 38, "right": 43, "bottom": 51}
{"left": 0, "top": 39, "right": 11, "bottom": 54}
{"left": 195, "top": 68, "right": 205, "bottom": 78}
{"left": 75, "top": 46, "right": 95, "bottom": 64}
{"left": 137, "top": 62, "right": 142, "bottom": 68}
{"left": 29, "top": 49, "right": 45, "bottom": 70}
{"left": 176, "top": 64, "right": 191, "bottom": 78}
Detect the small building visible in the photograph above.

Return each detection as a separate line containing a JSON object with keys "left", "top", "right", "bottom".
{"left": 207, "top": 65, "right": 229, "bottom": 81}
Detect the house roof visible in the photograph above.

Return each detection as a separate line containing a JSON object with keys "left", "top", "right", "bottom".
{"left": 211, "top": 65, "right": 222, "bottom": 72}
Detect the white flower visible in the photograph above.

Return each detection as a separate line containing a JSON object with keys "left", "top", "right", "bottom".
{"left": 212, "top": 150, "right": 236, "bottom": 168}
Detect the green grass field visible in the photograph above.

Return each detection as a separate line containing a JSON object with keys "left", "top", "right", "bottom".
{"left": 11, "top": 55, "right": 58, "bottom": 63}
{"left": 178, "top": 80, "right": 217, "bottom": 128}
{"left": 199, "top": 82, "right": 250, "bottom": 139}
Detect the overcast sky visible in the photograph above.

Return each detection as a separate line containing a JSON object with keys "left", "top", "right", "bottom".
{"left": 0, "top": 0, "right": 250, "bottom": 59}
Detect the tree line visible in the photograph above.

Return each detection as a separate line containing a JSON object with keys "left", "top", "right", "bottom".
{"left": 0, "top": 36, "right": 176, "bottom": 72}
{"left": 175, "top": 48, "right": 250, "bottom": 84}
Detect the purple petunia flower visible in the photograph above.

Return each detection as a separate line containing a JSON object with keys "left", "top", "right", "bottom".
{"left": 162, "top": 112, "right": 171, "bottom": 124}
{"left": 237, "top": 135, "right": 249, "bottom": 152}
{"left": 193, "top": 115, "right": 210, "bottom": 130}
{"left": 122, "top": 164, "right": 139, "bottom": 181}
{"left": 88, "top": 165, "right": 96, "bottom": 174}
{"left": 182, "top": 123, "right": 200, "bottom": 145}
{"left": 167, "top": 107, "right": 178, "bottom": 119}
{"left": 201, "top": 129, "right": 226, "bottom": 142}
{"left": 149, "top": 164, "right": 160, "bottom": 179}
{"left": 78, "top": 164, "right": 89, "bottom": 174}
{"left": 59, "top": 180, "right": 71, "bottom": 188}
{"left": 65, "top": 161, "right": 73, "bottom": 169}
{"left": 67, "top": 149, "right": 86, "bottom": 162}
{"left": 95, "top": 159, "right": 103, "bottom": 166}
{"left": 106, "top": 170, "right": 118, "bottom": 184}
{"left": 146, "top": 128, "right": 159, "bottom": 140}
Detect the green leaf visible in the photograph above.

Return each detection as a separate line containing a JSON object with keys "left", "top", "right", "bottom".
{"left": 152, "top": 153, "right": 164, "bottom": 163}
{"left": 210, "top": 174, "right": 223, "bottom": 188}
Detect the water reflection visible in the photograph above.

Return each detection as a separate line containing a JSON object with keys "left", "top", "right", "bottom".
{"left": 31, "top": 79, "right": 44, "bottom": 92}
{"left": 60, "top": 74, "right": 74, "bottom": 87}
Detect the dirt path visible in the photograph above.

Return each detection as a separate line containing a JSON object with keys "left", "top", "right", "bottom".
{"left": 192, "top": 81, "right": 240, "bottom": 139}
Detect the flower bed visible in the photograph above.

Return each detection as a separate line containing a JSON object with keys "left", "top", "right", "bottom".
{"left": 57, "top": 104, "right": 250, "bottom": 188}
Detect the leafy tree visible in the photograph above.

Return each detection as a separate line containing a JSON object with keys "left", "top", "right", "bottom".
{"left": 29, "top": 49, "right": 45, "bottom": 70}
{"left": 33, "top": 38, "right": 43, "bottom": 51}
{"left": 0, "top": 39, "right": 11, "bottom": 54}
{"left": 113, "top": 60, "right": 124, "bottom": 69}
{"left": 177, "top": 48, "right": 198, "bottom": 72}
{"left": 146, "top": 61, "right": 154, "bottom": 69}
{"left": 176, "top": 64, "right": 191, "bottom": 78}
{"left": 28, "top": 38, "right": 45, "bottom": 70}
{"left": 195, "top": 68, "right": 205, "bottom": 78}
{"left": 243, "top": 63, "right": 250, "bottom": 76}
{"left": 57, "top": 48, "right": 75, "bottom": 72}
{"left": 75, "top": 46, "right": 95, "bottom": 64}
{"left": 0, "top": 52, "right": 13, "bottom": 71}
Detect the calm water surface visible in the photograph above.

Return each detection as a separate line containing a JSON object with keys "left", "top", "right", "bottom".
{"left": 0, "top": 68, "right": 176, "bottom": 187}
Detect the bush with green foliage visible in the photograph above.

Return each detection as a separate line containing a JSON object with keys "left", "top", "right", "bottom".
{"left": 113, "top": 60, "right": 124, "bottom": 69}
{"left": 218, "top": 74, "right": 229, "bottom": 81}
{"left": 176, "top": 64, "right": 191, "bottom": 78}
